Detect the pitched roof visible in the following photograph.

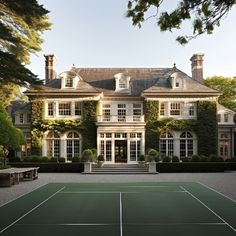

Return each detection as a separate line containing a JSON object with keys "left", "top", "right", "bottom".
{"left": 25, "top": 67, "right": 221, "bottom": 97}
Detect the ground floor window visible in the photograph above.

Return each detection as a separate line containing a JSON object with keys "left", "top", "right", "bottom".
{"left": 130, "top": 140, "right": 140, "bottom": 161}
{"left": 66, "top": 132, "right": 81, "bottom": 159}
{"left": 47, "top": 132, "right": 60, "bottom": 157}
{"left": 160, "top": 132, "right": 174, "bottom": 156}
{"left": 180, "top": 132, "right": 193, "bottom": 157}
{"left": 219, "top": 133, "right": 230, "bottom": 159}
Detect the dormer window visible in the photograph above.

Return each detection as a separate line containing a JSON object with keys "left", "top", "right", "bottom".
{"left": 175, "top": 82, "right": 180, "bottom": 87}
{"left": 65, "top": 77, "right": 73, "bottom": 87}
{"left": 114, "top": 73, "right": 131, "bottom": 93}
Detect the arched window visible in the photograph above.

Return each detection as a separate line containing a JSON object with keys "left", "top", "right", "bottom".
{"left": 160, "top": 132, "right": 174, "bottom": 156}
{"left": 66, "top": 131, "right": 81, "bottom": 159}
{"left": 180, "top": 132, "right": 193, "bottom": 157}
{"left": 46, "top": 132, "right": 60, "bottom": 157}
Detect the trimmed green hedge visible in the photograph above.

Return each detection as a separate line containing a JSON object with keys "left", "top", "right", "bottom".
{"left": 10, "top": 162, "right": 84, "bottom": 173}
{"left": 156, "top": 162, "right": 230, "bottom": 172}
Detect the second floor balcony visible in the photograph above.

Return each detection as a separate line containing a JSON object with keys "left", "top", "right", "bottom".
{"left": 97, "top": 115, "right": 145, "bottom": 123}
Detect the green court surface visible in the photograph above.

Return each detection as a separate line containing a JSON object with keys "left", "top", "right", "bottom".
{"left": 0, "top": 182, "right": 236, "bottom": 236}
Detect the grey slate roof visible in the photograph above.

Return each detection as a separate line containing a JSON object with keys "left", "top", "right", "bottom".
{"left": 26, "top": 67, "right": 221, "bottom": 97}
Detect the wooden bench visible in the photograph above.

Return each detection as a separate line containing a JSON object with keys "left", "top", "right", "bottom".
{"left": 0, "top": 167, "right": 40, "bottom": 187}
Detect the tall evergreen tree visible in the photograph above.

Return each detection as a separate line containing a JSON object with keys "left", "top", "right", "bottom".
{"left": 0, "top": 0, "right": 51, "bottom": 86}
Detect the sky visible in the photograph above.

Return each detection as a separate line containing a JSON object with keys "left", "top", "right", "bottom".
{"left": 28, "top": 0, "right": 236, "bottom": 80}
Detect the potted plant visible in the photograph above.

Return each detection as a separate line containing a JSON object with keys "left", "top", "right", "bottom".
{"left": 97, "top": 155, "right": 104, "bottom": 167}
{"left": 147, "top": 149, "right": 158, "bottom": 162}
{"left": 82, "top": 149, "right": 93, "bottom": 173}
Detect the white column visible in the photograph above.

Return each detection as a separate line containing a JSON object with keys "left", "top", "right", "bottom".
{"left": 127, "top": 137, "right": 130, "bottom": 163}
{"left": 111, "top": 133, "right": 115, "bottom": 163}
{"left": 141, "top": 131, "right": 145, "bottom": 155}
{"left": 42, "top": 138, "right": 47, "bottom": 157}
{"left": 97, "top": 132, "right": 100, "bottom": 155}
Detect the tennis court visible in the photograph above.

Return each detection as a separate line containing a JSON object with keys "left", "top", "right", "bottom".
{"left": 0, "top": 182, "right": 236, "bottom": 236}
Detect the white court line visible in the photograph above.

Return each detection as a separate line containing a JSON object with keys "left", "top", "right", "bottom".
{"left": 126, "top": 186, "right": 173, "bottom": 188}
{"left": 16, "top": 223, "right": 111, "bottom": 226}
{"left": 198, "top": 182, "right": 236, "bottom": 204}
{"left": 59, "top": 191, "right": 141, "bottom": 194}
{"left": 120, "top": 192, "right": 123, "bottom": 236}
{"left": 0, "top": 186, "right": 65, "bottom": 234}
{"left": 180, "top": 186, "right": 236, "bottom": 233}
{"left": 0, "top": 183, "right": 49, "bottom": 208}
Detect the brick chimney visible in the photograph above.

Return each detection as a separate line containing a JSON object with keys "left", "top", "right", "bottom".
{"left": 44, "top": 54, "right": 57, "bottom": 83}
{"left": 190, "top": 53, "right": 204, "bottom": 83}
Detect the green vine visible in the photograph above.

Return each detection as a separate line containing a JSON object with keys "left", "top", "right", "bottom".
{"left": 197, "top": 101, "right": 217, "bottom": 156}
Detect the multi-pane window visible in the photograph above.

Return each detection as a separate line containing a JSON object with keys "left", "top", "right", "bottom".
{"left": 65, "top": 78, "right": 73, "bottom": 87}
{"left": 217, "top": 114, "right": 221, "bottom": 123}
{"left": 75, "top": 102, "right": 82, "bottom": 116}
{"left": 118, "top": 104, "right": 126, "bottom": 122}
{"left": 160, "top": 132, "right": 174, "bottom": 156}
{"left": 47, "top": 102, "right": 54, "bottom": 116}
{"left": 219, "top": 133, "right": 229, "bottom": 158}
{"left": 119, "top": 78, "right": 126, "bottom": 88}
{"left": 130, "top": 140, "right": 140, "bottom": 161}
{"left": 66, "top": 132, "right": 80, "bottom": 159}
{"left": 59, "top": 103, "right": 71, "bottom": 116}
{"left": 189, "top": 103, "right": 195, "bottom": 116}
{"left": 105, "top": 141, "right": 112, "bottom": 161}
{"left": 180, "top": 132, "right": 193, "bottom": 157}
{"left": 47, "top": 132, "right": 60, "bottom": 158}
{"left": 224, "top": 113, "right": 229, "bottom": 122}
{"left": 115, "top": 133, "right": 127, "bottom": 138}
{"left": 27, "top": 113, "right": 31, "bottom": 123}
{"left": 102, "top": 104, "right": 111, "bottom": 121}
{"left": 170, "top": 103, "right": 181, "bottom": 116}
{"left": 19, "top": 113, "right": 24, "bottom": 123}
{"left": 160, "top": 103, "right": 165, "bottom": 116}
{"left": 133, "top": 104, "right": 142, "bottom": 121}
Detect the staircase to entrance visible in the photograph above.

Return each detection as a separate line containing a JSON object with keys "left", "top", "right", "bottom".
{"left": 91, "top": 163, "right": 150, "bottom": 174}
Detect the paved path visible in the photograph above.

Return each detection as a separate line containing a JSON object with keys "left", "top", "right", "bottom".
{"left": 1, "top": 171, "right": 236, "bottom": 206}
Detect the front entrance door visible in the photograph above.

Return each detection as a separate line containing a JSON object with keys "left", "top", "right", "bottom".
{"left": 115, "top": 140, "right": 127, "bottom": 163}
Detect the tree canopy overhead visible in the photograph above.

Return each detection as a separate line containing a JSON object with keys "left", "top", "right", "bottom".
{"left": 0, "top": 0, "right": 51, "bottom": 86}
{"left": 126, "top": 0, "right": 236, "bottom": 44}
{"left": 204, "top": 76, "right": 236, "bottom": 111}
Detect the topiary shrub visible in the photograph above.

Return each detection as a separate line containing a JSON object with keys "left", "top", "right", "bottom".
{"left": 172, "top": 156, "right": 180, "bottom": 163}
{"left": 97, "top": 155, "right": 104, "bottom": 162}
{"left": 181, "top": 157, "right": 190, "bottom": 162}
{"left": 162, "top": 156, "right": 171, "bottom": 162}
{"left": 208, "top": 154, "right": 218, "bottom": 162}
{"left": 147, "top": 149, "right": 158, "bottom": 162}
{"left": 81, "top": 149, "right": 93, "bottom": 162}
{"left": 138, "top": 155, "right": 145, "bottom": 162}
{"left": 216, "top": 156, "right": 224, "bottom": 162}
{"left": 71, "top": 156, "right": 81, "bottom": 163}
{"left": 191, "top": 155, "right": 200, "bottom": 162}
{"left": 199, "top": 155, "right": 208, "bottom": 162}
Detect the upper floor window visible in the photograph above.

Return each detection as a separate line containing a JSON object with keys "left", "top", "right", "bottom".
{"left": 170, "top": 103, "right": 181, "bottom": 116}
{"left": 59, "top": 103, "right": 71, "bottom": 116}
{"left": 114, "top": 73, "right": 130, "bottom": 92}
{"left": 75, "top": 102, "right": 82, "bottom": 116}
{"left": 102, "top": 104, "right": 111, "bottom": 121}
{"left": 117, "top": 104, "right": 126, "bottom": 122}
{"left": 19, "top": 113, "right": 24, "bottom": 123}
{"left": 189, "top": 103, "right": 195, "bottom": 116}
{"left": 47, "top": 102, "right": 54, "bottom": 117}
{"left": 224, "top": 113, "right": 229, "bottom": 122}
{"left": 160, "top": 103, "right": 165, "bottom": 116}
{"left": 133, "top": 104, "right": 142, "bottom": 121}
{"left": 27, "top": 113, "right": 31, "bottom": 123}
{"left": 65, "top": 77, "right": 73, "bottom": 87}
{"left": 175, "top": 82, "right": 180, "bottom": 87}
{"left": 217, "top": 114, "right": 221, "bottom": 122}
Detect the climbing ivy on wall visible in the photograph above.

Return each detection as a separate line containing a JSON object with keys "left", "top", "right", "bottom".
{"left": 81, "top": 101, "right": 98, "bottom": 150}
{"left": 196, "top": 100, "right": 217, "bottom": 156}
{"left": 144, "top": 100, "right": 160, "bottom": 151}
{"left": 30, "top": 99, "right": 98, "bottom": 155}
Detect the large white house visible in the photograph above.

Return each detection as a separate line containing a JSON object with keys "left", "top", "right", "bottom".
{"left": 13, "top": 53, "right": 236, "bottom": 163}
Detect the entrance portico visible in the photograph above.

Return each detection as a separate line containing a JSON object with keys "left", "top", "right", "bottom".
{"left": 97, "top": 126, "right": 145, "bottom": 164}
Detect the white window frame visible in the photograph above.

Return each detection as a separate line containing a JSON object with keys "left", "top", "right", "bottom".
{"left": 170, "top": 103, "right": 181, "bottom": 116}
{"left": 58, "top": 102, "right": 71, "bottom": 116}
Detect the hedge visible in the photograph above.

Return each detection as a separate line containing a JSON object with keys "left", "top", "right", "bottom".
{"left": 10, "top": 162, "right": 84, "bottom": 173}
{"left": 156, "top": 162, "right": 230, "bottom": 172}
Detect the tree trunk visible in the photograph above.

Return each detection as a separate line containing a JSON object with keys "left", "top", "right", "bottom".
{"left": 2, "top": 147, "right": 9, "bottom": 167}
